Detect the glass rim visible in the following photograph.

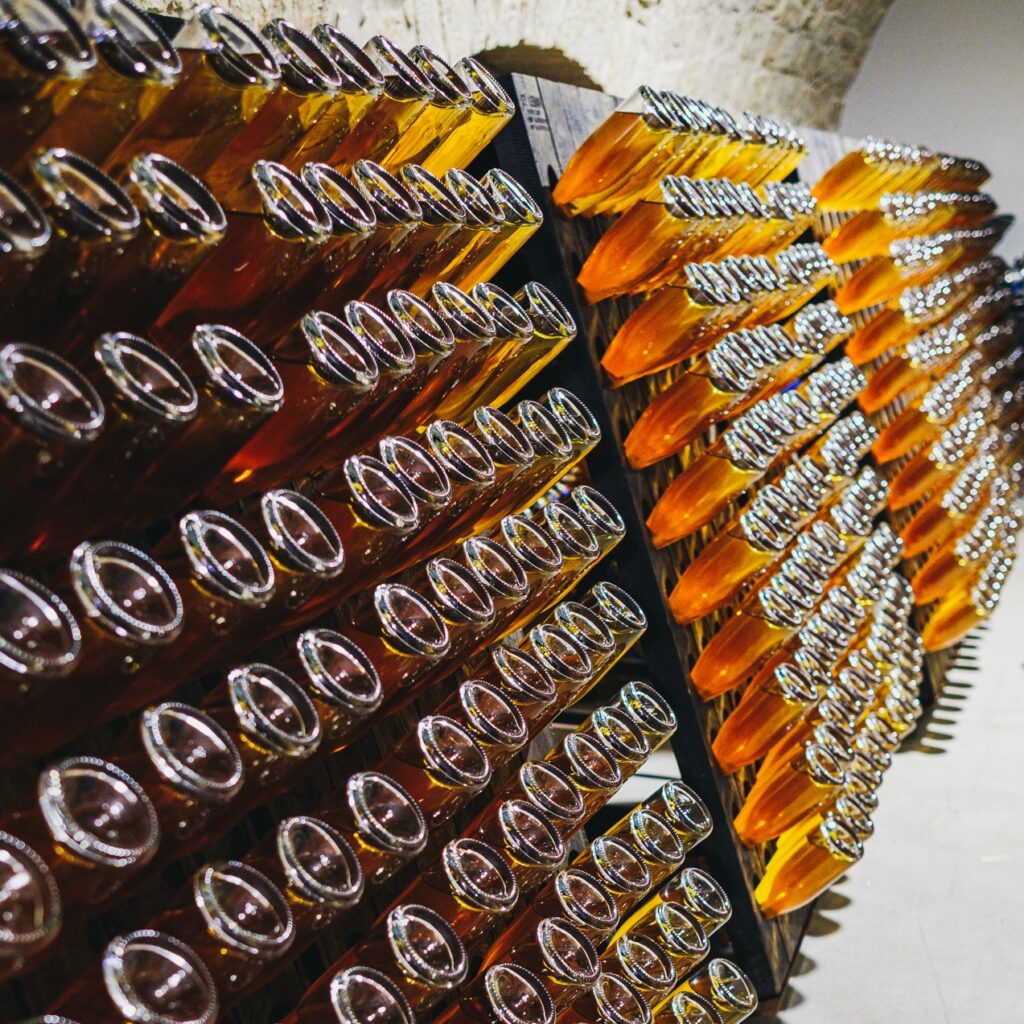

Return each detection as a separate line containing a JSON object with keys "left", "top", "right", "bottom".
{"left": 346, "top": 771, "right": 428, "bottom": 854}
{"left": 386, "top": 288, "right": 456, "bottom": 357}
{"left": 102, "top": 929, "right": 216, "bottom": 1024}
{"left": 259, "top": 488, "right": 346, "bottom": 578}
{"left": 518, "top": 760, "right": 585, "bottom": 823}
{"left": 471, "top": 280, "right": 535, "bottom": 341}
{"left": 193, "top": 860, "right": 294, "bottom": 956}
{"left": 295, "top": 627, "right": 383, "bottom": 713}
{"left": 499, "top": 514, "right": 563, "bottom": 576}
{"left": 0, "top": 165, "right": 51, "bottom": 258}
{"left": 488, "top": 644, "right": 557, "bottom": 704}
{"left": 431, "top": 281, "right": 497, "bottom": 341}
{"left": 515, "top": 282, "right": 576, "bottom": 341}
{"left": 251, "top": 159, "right": 331, "bottom": 240}
{"left": 364, "top": 34, "right": 433, "bottom": 100}
{"left": 457, "top": 678, "right": 527, "bottom": 748}
{"left": 483, "top": 963, "right": 555, "bottom": 1024}
{"left": 399, "top": 163, "right": 468, "bottom": 226}
{"left": 179, "top": 509, "right": 276, "bottom": 604}
{"left": 378, "top": 434, "right": 451, "bottom": 508}
{"left": 591, "top": 706, "right": 651, "bottom": 763}
{"left": 515, "top": 399, "right": 573, "bottom": 459}
{"left": 426, "top": 419, "right": 496, "bottom": 485}
{"left": 537, "top": 916, "right": 601, "bottom": 986}
{"left": 409, "top": 42, "right": 471, "bottom": 106}
{"left": 613, "top": 930, "right": 676, "bottom": 991}
{"left": 528, "top": 623, "right": 593, "bottom": 683}
{"left": 589, "top": 836, "right": 652, "bottom": 894}
{"left": 591, "top": 971, "right": 651, "bottom": 1024}
{"left": 351, "top": 159, "right": 423, "bottom": 224}
{"left": 418, "top": 714, "right": 491, "bottom": 788}
{"left": 0, "top": 0, "right": 94, "bottom": 78}
{"left": 0, "top": 829, "right": 61, "bottom": 951}
{"left": 263, "top": 17, "right": 341, "bottom": 95}
{"left": 0, "top": 342, "right": 105, "bottom": 444}
{"left": 193, "top": 5, "right": 280, "bottom": 88}
{"left": 471, "top": 406, "right": 535, "bottom": 467}
{"left": 342, "top": 454, "right": 420, "bottom": 531}
{"left": 127, "top": 152, "right": 226, "bottom": 242}
{"left": 444, "top": 167, "right": 505, "bottom": 228}
{"left": 373, "top": 582, "right": 451, "bottom": 656}
{"left": 141, "top": 702, "right": 243, "bottom": 799}
{"left": 385, "top": 903, "right": 467, "bottom": 989}
{"left": 301, "top": 162, "right": 377, "bottom": 236}
{"left": 561, "top": 732, "right": 622, "bottom": 791}
{"left": 554, "top": 866, "right": 619, "bottom": 931}
{"left": 482, "top": 168, "right": 543, "bottom": 225}
{"left": 190, "top": 323, "right": 284, "bottom": 409}
{"left": 37, "top": 756, "right": 159, "bottom": 867}
{"left": 70, "top": 539, "right": 184, "bottom": 645}
{"left": 277, "top": 815, "right": 365, "bottom": 907}
{"left": 312, "top": 23, "right": 384, "bottom": 94}
{"left": 442, "top": 836, "right": 519, "bottom": 912}
{"left": 226, "top": 662, "right": 322, "bottom": 757}
{"left": 86, "top": 0, "right": 180, "bottom": 82}
{"left": 329, "top": 966, "right": 414, "bottom": 1024}
{"left": 462, "top": 536, "right": 529, "bottom": 600}
{"left": 496, "top": 797, "right": 567, "bottom": 867}
{"left": 618, "top": 681, "right": 676, "bottom": 741}
{"left": 457, "top": 55, "right": 515, "bottom": 116}
{"left": 545, "top": 388, "right": 601, "bottom": 446}
{"left": 0, "top": 568, "right": 80, "bottom": 678}
{"left": 425, "top": 557, "right": 495, "bottom": 625}
{"left": 538, "top": 502, "right": 600, "bottom": 559}
{"left": 94, "top": 332, "right": 198, "bottom": 423}
{"left": 341, "top": 300, "right": 416, "bottom": 373}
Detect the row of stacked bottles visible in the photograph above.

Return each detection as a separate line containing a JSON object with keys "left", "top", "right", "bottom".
{"left": 551, "top": 84, "right": 1022, "bottom": 928}
{"left": 0, "top": 5, "right": 764, "bottom": 1024}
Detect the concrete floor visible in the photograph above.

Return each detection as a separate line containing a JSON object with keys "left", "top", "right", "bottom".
{"left": 758, "top": 556, "right": 1024, "bottom": 1022}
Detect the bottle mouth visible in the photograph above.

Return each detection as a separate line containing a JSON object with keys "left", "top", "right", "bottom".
{"left": 329, "top": 966, "right": 414, "bottom": 1024}
{"left": 613, "top": 932, "right": 677, "bottom": 992}
{"left": 538, "top": 503, "right": 600, "bottom": 560}
{"left": 409, "top": 43, "right": 471, "bottom": 107}
{"left": 482, "top": 964, "right": 555, "bottom": 1024}
{"left": 0, "top": 167, "right": 51, "bottom": 258}
{"left": 444, "top": 168, "right": 505, "bottom": 228}
{"left": 31, "top": 146, "right": 139, "bottom": 239}
{"left": 301, "top": 163, "right": 377, "bottom": 236}
{"left": 586, "top": 583, "right": 646, "bottom": 635}
{"left": 386, "top": 288, "right": 456, "bottom": 357}
{"left": 696, "top": 960, "right": 757, "bottom": 1016}
{"left": 263, "top": 18, "right": 340, "bottom": 94}
{"left": 385, "top": 903, "right": 467, "bottom": 989}
{"left": 518, "top": 760, "right": 586, "bottom": 824}
{"left": 38, "top": 756, "right": 159, "bottom": 868}
{"left": 589, "top": 836, "right": 651, "bottom": 895}
{"left": 649, "top": 781, "right": 713, "bottom": 849}
{"left": 591, "top": 707, "right": 650, "bottom": 764}
{"left": 351, "top": 160, "right": 423, "bottom": 225}
{"left": 545, "top": 389, "right": 602, "bottom": 450}
{"left": 0, "top": 0, "right": 94, "bottom": 78}
{"left": 561, "top": 732, "right": 622, "bottom": 791}
{"left": 515, "top": 282, "right": 576, "bottom": 341}
{"left": 499, "top": 515, "right": 564, "bottom": 577}
{"left": 296, "top": 311, "right": 379, "bottom": 393}
{"left": 425, "top": 557, "right": 495, "bottom": 626}
{"left": 553, "top": 602, "right": 616, "bottom": 660}
{"left": 0, "top": 830, "right": 61, "bottom": 954}
{"left": 363, "top": 35, "right": 433, "bottom": 100}
{"left": 463, "top": 536, "right": 529, "bottom": 600}
{"left": 618, "top": 682, "right": 676, "bottom": 743}
{"left": 102, "top": 930, "right": 217, "bottom": 1024}
{"left": 378, "top": 435, "right": 451, "bottom": 509}
{"left": 190, "top": 324, "right": 284, "bottom": 410}
{"left": 537, "top": 917, "right": 601, "bottom": 987}
{"left": 482, "top": 168, "right": 543, "bottom": 226}
{"left": 343, "top": 455, "right": 420, "bottom": 531}
{"left": 342, "top": 301, "right": 416, "bottom": 374}
{"left": 190, "top": 5, "right": 279, "bottom": 88}
{"left": 251, "top": 159, "right": 331, "bottom": 239}
{"left": 498, "top": 798, "right": 566, "bottom": 868}
{"left": 399, "top": 164, "right": 468, "bottom": 227}
{"left": 591, "top": 972, "right": 651, "bottom": 1024}
{"left": 260, "top": 489, "right": 346, "bottom": 578}
{"left": 471, "top": 406, "right": 535, "bottom": 467}
{"left": 528, "top": 624, "right": 593, "bottom": 683}
{"left": 127, "top": 153, "right": 226, "bottom": 243}
{"left": 226, "top": 663, "right": 322, "bottom": 758}
{"left": 95, "top": 332, "right": 198, "bottom": 424}
{"left": 488, "top": 644, "right": 557, "bottom": 705}
{"left": 426, "top": 420, "right": 496, "bottom": 486}
{"left": 180, "top": 509, "right": 276, "bottom": 604}
{"left": 277, "top": 816, "right": 364, "bottom": 907}
{"left": 804, "top": 742, "right": 848, "bottom": 787}
{"left": 471, "top": 282, "right": 535, "bottom": 342}
{"left": 141, "top": 703, "right": 243, "bottom": 799}
{"left": 70, "top": 540, "right": 184, "bottom": 645}
{"left": 515, "top": 399, "right": 573, "bottom": 460}
{"left": 457, "top": 56, "right": 514, "bottom": 116}
{"left": 456, "top": 680, "right": 528, "bottom": 749}
{"left": 194, "top": 861, "right": 293, "bottom": 956}
{"left": 431, "top": 281, "right": 497, "bottom": 342}
{"left": 0, "top": 343, "right": 105, "bottom": 444}
{"left": 306, "top": 23, "right": 380, "bottom": 93}
{"left": 656, "top": 903, "right": 710, "bottom": 958}
{"left": 417, "top": 714, "right": 491, "bottom": 788}
{"left": 623, "top": 809, "right": 685, "bottom": 867}
{"left": 295, "top": 628, "right": 382, "bottom": 713}
{"left": 347, "top": 771, "right": 428, "bottom": 854}
{"left": 442, "top": 837, "right": 518, "bottom": 913}
{"left": 373, "top": 583, "right": 451, "bottom": 657}
{"left": 555, "top": 867, "right": 619, "bottom": 932}
{"left": 0, "top": 569, "right": 81, "bottom": 679}
{"left": 86, "top": 0, "right": 180, "bottom": 82}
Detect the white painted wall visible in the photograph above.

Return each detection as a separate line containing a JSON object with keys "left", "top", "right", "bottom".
{"left": 841, "top": 0, "right": 1024, "bottom": 257}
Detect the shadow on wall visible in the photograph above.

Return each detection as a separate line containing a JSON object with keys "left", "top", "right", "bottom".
{"left": 474, "top": 45, "right": 603, "bottom": 91}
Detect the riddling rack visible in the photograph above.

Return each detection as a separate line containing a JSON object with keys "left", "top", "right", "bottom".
{"left": 488, "top": 73, "right": 820, "bottom": 1004}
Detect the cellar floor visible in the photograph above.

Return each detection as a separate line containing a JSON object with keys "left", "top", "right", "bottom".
{"left": 759, "top": 541, "right": 1024, "bottom": 1022}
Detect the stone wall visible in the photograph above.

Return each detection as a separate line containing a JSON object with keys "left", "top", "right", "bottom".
{"left": 156, "top": 0, "right": 895, "bottom": 129}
